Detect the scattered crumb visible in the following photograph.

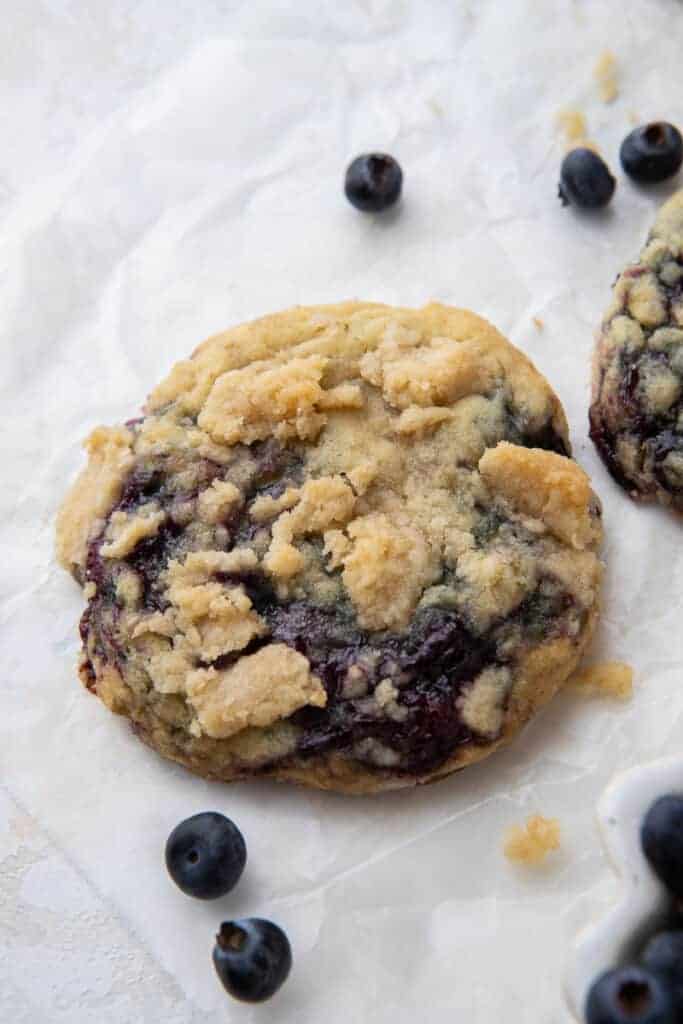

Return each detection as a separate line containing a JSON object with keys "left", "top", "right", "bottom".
{"left": 428, "top": 97, "right": 445, "bottom": 118}
{"left": 532, "top": 316, "right": 544, "bottom": 331}
{"left": 594, "top": 50, "right": 619, "bottom": 104}
{"left": 629, "top": 110, "right": 640, "bottom": 126}
{"left": 569, "top": 661, "right": 634, "bottom": 700}
{"left": 557, "top": 108, "right": 588, "bottom": 146}
{"left": 504, "top": 815, "right": 561, "bottom": 865}
{"left": 555, "top": 108, "right": 600, "bottom": 153}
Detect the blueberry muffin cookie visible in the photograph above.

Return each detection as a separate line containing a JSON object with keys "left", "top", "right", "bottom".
{"left": 57, "top": 302, "right": 603, "bottom": 793}
{"left": 590, "top": 190, "right": 683, "bottom": 507}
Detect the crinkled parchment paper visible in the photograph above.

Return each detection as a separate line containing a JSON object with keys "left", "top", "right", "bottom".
{"left": 3, "top": 2, "right": 683, "bottom": 1020}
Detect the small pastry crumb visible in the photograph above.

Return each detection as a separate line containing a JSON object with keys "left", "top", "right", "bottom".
{"left": 504, "top": 815, "right": 561, "bottom": 865}
{"left": 555, "top": 108, "right": 599, "bottom": 153}
{"left": 569, "top": 661, "right": 633, "bottom": 700}
{"left": 594, "top": 50, "right": 619, "bottom": 104}
{"left": 532, "top": 316, "right": 545, "bottom": 331}
{"left": 557, "top": 108, "right": 588, "bottom": 146}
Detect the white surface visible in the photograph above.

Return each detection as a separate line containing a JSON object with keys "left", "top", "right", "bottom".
{"left": 2, "top": 1, "right": 683, "bottom": 1021}
{"left": 566, "top": 755, "right": 683, "bottom": 1020}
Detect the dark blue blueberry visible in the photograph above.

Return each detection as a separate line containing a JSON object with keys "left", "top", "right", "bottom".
{"left": 620, "top": 123, "right": 683, "bottom": 184}
{"left": 589, "top": 403, "right": 637, "bottom": 495}
{"left": 558, "top": 148, "right": 616, "bottom": 209}
{"left": 213, "top": 918, "right": 292, "bottom": 1003}
{"left": 641, "top": 795, "right": 683, "bottom": 899}
{"left": 651, "top": 432, "right": 683, "bottom": 494}
{"left": 165, "top": 812, "right": 246, "bottom": 900}
{"left": 585, "top": 966, "right": 677, "bottom": 1024}
{"left": 344, "top": 153, "right": 403, "bottom": 212}
{"left": 642, "top": 931, "right": 683, "bottom": 1010}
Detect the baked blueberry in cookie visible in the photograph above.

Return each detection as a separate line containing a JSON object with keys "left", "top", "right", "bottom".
{"left": 57, "top": 303, "right": 603, "bottom": 793}
{"left": 590, "top": 191, "right": 683, "bottom": 508}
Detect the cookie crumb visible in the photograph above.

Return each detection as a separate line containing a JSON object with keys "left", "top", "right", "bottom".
{"left": 504, "top": 815, "right": 561, "bottom": 865}
{"left": 532, "top": 316, "right": 545, "bottom": 331}
{"left": 569, "top": 661, "right": 633, "bottom": 700}
{"left": 555, "top": 109, "right": 599, "bottom": 153}
{"left": 594, "top": 50, "right": 619, "bottom": 104}
{"left": 557, "top": 108, "right": 588, "bottom": 146}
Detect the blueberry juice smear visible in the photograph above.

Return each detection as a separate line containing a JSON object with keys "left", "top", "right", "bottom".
{"left": 269, "top": 602, "right": 496, "bottom": 772}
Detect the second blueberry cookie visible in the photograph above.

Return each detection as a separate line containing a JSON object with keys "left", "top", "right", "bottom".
{"left": 590, "top": 190, "right": 683, "bottom": 507}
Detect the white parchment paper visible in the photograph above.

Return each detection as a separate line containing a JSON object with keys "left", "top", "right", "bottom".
{"left": 3, "top": 2, "right": 683, "bottom": 1021}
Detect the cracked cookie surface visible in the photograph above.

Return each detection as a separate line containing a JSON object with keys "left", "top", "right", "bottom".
{"left": 57, "top": 302, "right": 603, "bottom": 793}
{"left": 590, "top": 190, "right": 683, "bottom": 508}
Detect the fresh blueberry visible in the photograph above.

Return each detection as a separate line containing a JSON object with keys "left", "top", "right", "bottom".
{"left": 213, "top": 918, "right": 292, "bottom": 1003}
{"left": 344, "top": 153, "right": 403, "bottom": 212}
{"left": 585, "top": 966, "right": 677, "bottom": 1024}
{"left": 620, "top": 123, "right": 683, "bottom": 184}
{"left": 642, "top": 795, "right": 683, "bottom": 899}
{"left": 165, "top": 812, "right": 246, "bottom": 900}
{"left": 558, "top": 148, "right": 616, "bottom": 209}
{"left": 642, "top": 930, "right": 683, "bottom": 1008}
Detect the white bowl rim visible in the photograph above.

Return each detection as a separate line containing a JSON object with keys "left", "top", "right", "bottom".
{"left": 564, "top": 753, "right": 683, "bottom": 1020}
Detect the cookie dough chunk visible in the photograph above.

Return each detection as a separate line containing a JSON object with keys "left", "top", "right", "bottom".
{"left": 57, "top": 302, "right": 603, "bottom": 793}
{"left": 590, "top": 190, "right": 683, "bottom": 508}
